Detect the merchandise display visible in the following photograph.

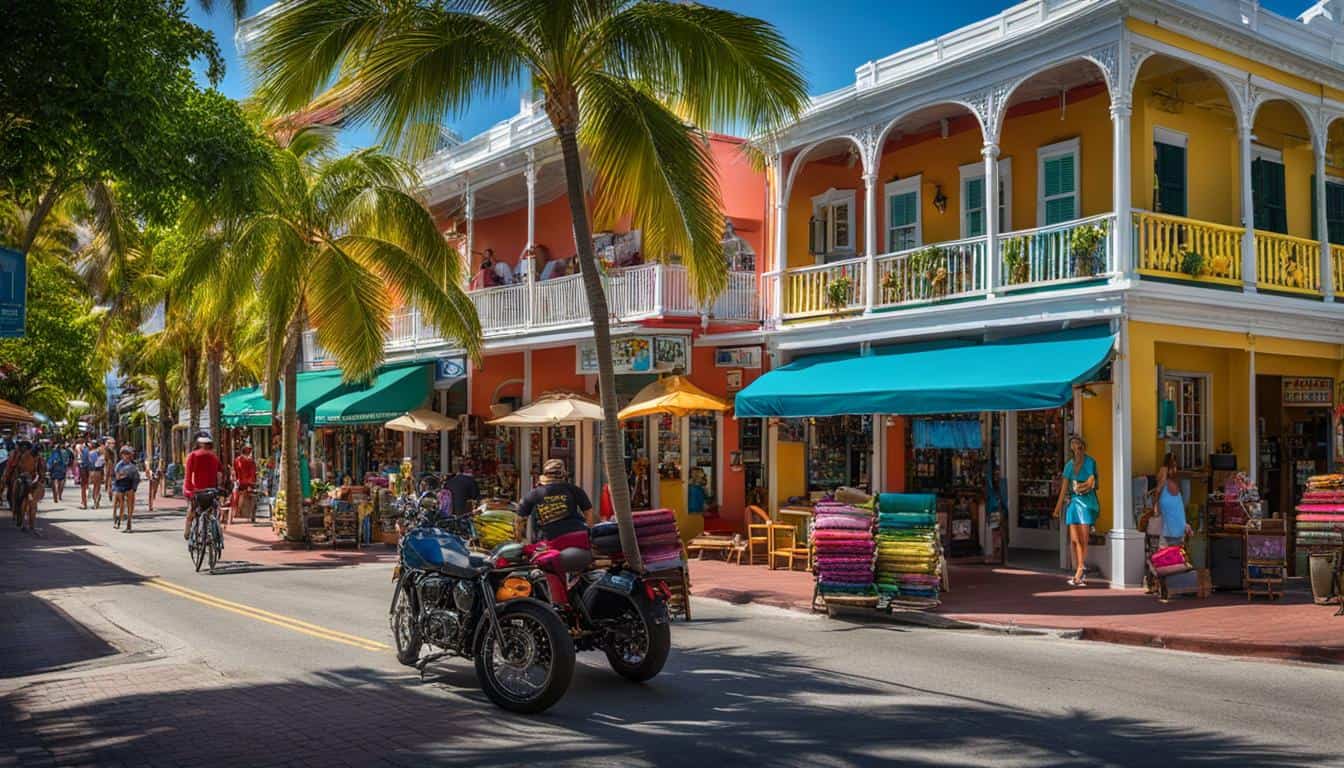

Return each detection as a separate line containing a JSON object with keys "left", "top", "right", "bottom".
{"left": 633, "top": 508, "right": 684, "bottom": 572}
{"left": 811, "top": 501, "right": 877, "bottom": 603}
{"left": 874, "top": 493, "right": 943, "bottom": 606}
{"left": 1296, "top": 475, "right": 1344, "bottom": 552}
{"left": 1016, "top": 410, "right": 1064, "bottom": 530}
{"left": 476, "top": 509, "right": 518, "bottom": 550}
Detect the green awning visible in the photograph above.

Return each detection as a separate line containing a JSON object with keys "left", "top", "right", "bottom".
{"left": 734, "top": 326, "right": 1115, "bottom": 418}
{"left": 220, "top": 369, "right": 351, "bottom": 427}
{"left": 312, "top": 364, "right": 433, "bottom": 426}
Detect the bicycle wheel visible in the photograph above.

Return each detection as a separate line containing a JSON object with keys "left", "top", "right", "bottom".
{"left": 192, "top": 537, "right": 205, "bottom": 572}
{"left": 207, "top": 517, "right": 222, "bottom": 572}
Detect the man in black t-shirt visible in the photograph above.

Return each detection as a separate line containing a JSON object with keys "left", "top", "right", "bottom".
{"left": 442, "top": 463, "right": 481, "bottom": 517}
{"left": 516, "top": 459, "right": 594, "bottom": 543}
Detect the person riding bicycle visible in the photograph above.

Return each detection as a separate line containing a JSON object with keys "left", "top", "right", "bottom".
{"left": 183, "top": 433, "right": 223, "bottom": 539}
{"left": 514, "top": 459, "right": 595, "bottom": 550}
{"left": 229, "top": 443, "right": 258, "bottom": 525}
{"left": 3, "top": 440, "right": 46, "bottom": 533}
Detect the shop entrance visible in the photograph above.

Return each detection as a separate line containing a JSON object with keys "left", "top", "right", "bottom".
{"left": 1255, "top": 374, "right": 1333, "bottom": 573}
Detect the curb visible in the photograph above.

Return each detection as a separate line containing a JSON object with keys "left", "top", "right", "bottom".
{"left": 1076, "top": 627, "right": 1344, "bottom": 665}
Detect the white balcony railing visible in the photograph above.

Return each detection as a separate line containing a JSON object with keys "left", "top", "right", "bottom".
{"left": 874, "top": 236, "right": 988, "bottom": 308}
{"left": 781, "top": 256, "right": 867, "bottom": 319}
{"left": 301, "top": 330, "right": 335, "bottom": 370}
{"left": 997, "top": 213, "right": 1115, "bottom": 290}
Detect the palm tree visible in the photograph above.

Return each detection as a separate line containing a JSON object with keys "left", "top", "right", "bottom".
{"left": 178, "top": 127, "right": 480, "bottom": 540}
{"left": 249, "top": 0, "right": 807, "bottom": 568}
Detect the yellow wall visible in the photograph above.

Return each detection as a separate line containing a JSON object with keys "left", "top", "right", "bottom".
{"left": 1130, "top": 78, "right": 1241, "bottom": 226}
{"left": 785, "top": 152, "right": 866, "bottom": 269}
{"left": 1080, "top": 384, "right": 1114, "bottom": 533}
{"left": 777, "top": 440, "right": 806, "bottom": 503}
{"left": 997, "top": 88, "right": 1113, "bottom": 230}
{"left": 1253, "top": 101, "right": 1316, "bottom": 239}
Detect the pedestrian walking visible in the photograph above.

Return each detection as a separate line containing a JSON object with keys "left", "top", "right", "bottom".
{"left": 102, "top": 438, "right": 117, "bottom": 499}
{"left": 1053, "top": 435, "right": 1099, "bottom": 587}
{"left": 46, "top": 441, "right": 71, "bottom": 504}
{"left": 78, "top": 438, "right": 94, "bottom": 508}
{"left": 87, "top": 438, "right": 107, "bottom": 509}
{"left": 112, "top": 445, "right": 140, "bottom": 532}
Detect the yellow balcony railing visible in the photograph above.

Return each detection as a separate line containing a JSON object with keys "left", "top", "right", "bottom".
{"left": 1133, "top": 211, "right": 1242, "bottom": 286}
{"left": 782, "top": 256, "right": 867, "bottom": 319}
{"left": 1255, "top": 230, "right": 1322, "bottom": 296}
{"left": 1332, "top": 244, "right": 1344, "bottom": 295}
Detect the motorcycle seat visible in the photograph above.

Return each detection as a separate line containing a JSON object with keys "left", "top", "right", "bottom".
{"left": 533, "top": 546, "right": 594, "bottom": 574}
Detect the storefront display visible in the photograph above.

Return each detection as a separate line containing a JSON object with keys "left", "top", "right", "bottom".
{"left": 812, "top": 501, "right": 877, "bottom": 605}
{"left": 874, "top": 493, "right": 943, "bottom": 606}
{"left": 1016, "top": 409, "right": 1064, "bottom": 531}
{"left": 687, "top": 414, "right": 716, "bottom": 515}
{"left": 807, "top": 416, "right": 871, "bottom": 493}
{"left": 740, "top": 418, "right": 765, "bottom": 507}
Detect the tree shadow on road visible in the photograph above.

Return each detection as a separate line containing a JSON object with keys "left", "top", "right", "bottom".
{"left": 1, "top": 641, "right": 1328, "bottom": 767}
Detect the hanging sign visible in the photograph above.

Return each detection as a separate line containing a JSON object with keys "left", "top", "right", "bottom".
{"left": 715, "top": 346, "right": 761, "bottom": 369}
{"left": 1282, "top": 377, "right": 1332, "bottom": 407}
{"left": 653, "top": 336, "right": 688, "bottom": 373}
{"left": 435, "top": 356, "right": 467, "bottom": 384}
{"left": 578, "top": 335, "right": 689, "bottom": 375}
{"left": 0, "top": 247, "right": 26, "bottom": 338}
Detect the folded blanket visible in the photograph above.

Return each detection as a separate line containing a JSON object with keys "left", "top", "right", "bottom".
{"left": 814, "top": 514, "right": 872, "bottom": 530}
{"left": 1296, "top": 504, "right": 1344, "bottom": 514}
{"left": 1295, "top": 512, "right": 1344, "bottom": 522}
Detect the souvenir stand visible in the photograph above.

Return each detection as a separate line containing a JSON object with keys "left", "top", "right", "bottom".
{"left": 1295, "top": 474, "right": 1344, "bottom": 607}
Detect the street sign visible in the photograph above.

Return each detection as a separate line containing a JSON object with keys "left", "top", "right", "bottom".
{"left": 435, "top": 356, "right": 466, "bottom": 383}
{"left": 0, "top": 246, "right": 26, "bottom": 338}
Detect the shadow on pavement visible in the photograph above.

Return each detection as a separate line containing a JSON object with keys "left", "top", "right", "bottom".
{"left": 1, "top": 644, "right": 1327, "bottom": 767}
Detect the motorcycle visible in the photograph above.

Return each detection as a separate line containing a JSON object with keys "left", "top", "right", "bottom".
{"left": 389, "top": 506, "right": 574, "bottom": 714}
{"left": 492, "top": 525, "right": 672, "bottom": 683}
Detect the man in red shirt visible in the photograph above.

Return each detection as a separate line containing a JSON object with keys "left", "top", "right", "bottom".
{"left": 230, "top": 443, "right": 258, "bottom": 525}
{"left": 183, "top": 433, "right": 222, "bottom": 539}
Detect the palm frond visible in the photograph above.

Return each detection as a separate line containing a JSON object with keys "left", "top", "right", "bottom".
{"left": 580, "top": 73, "right": 726, "bottom": 301}
{"left": 307, "top": 239, "right": 391, "bottom": 381}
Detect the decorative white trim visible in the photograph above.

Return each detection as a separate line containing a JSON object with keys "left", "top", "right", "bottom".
{"left": 1037, "top": 138, "right": 1081, "bottom": 227}
{"left": 1153, "top": 126, "right": 1189, "bottom": 149}
{"left": 1252, "top": 144, "right": 1284, "bottom": 164}
{"left": 959, "top": 158, "right": 1012, "bottom": 238}
{"left": 811, "top": 187, "right": 858, "bottom": 261}
{"left": 883, "top": 175, "right": 923, "bottom": 252}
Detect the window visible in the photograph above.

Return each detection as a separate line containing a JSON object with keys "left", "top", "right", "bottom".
{"left": 959, "top": 158, "right": 1012, "bottom": 238}
{"left": 1161, "top": 373, "right": 1208, "bottom": 471}
{"left": 809, "top": 188, "right": 856, "bottom": 263}
{"left": 1153, "top": 127, "right": 1187, "bottom": 217}
{"left": 884, "top": 175, "right": 921, "bottom": 252}
{"left": 1321, "top": 178, "right": 1344, "bottom": 246}
{"left": 1252, "top": 147, "right": 1287, "bottom": 234}
{"left": 1037, "top": 139, "right": 1079, "bottom": 226}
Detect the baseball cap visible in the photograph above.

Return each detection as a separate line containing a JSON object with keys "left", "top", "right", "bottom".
{"left": 541, "top": 458, "right": 567, "bottom": 480}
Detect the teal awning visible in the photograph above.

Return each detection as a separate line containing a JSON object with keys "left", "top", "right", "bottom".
{"left": 221, "top": 387, "right": 270, "bottom": 427}
{"left": 734, "top": 326, "right": 1115, "bottom": 418}
{"left": 312, "top": 364, "right": 433, "bottom": 426}
{"left": 220, "top": 369, "right": 351, "bottom": 427}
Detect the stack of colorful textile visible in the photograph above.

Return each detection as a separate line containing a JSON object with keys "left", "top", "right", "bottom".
{"left": 590, "top": 521, "right": 622, "bottom": 556}
{"left": 1296, "top": 475, "right": 1344, "bottom": 551}
{"left": 811, "top": 501, "right": 876, "bottom": 601}
{"left": 634, "top": 509, "right": 684, "bottom": 572}
{"left": 874, "top": 493, "right": 942, "bottom": 605}
{"left": 475, "top": 509, "right": 517, "bottom": 550}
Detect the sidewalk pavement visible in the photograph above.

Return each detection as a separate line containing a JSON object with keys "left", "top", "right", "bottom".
{"left": 687, "top": 558, "right": 1344, "bottom": 664}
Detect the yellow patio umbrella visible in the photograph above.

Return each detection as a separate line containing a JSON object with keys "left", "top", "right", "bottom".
{"left": 617, "top": 375, "right": 730, "bottom": 420}
{"left": 488, "top": 391, "right": 604, "bottom": 426}
{"left": 384, "top": 409, "right": 458, "bottom": 433}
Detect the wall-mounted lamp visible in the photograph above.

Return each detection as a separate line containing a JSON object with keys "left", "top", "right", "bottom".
{"left": 1081, "top": 385, "right": 1099, "bottom": 399}
{"left": 933, "top": 185, "right": 948, "bottom": 214}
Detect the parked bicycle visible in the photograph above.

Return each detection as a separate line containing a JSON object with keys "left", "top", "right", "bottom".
{"left": 187, "top": 488, "right": 225, "bottom": 573}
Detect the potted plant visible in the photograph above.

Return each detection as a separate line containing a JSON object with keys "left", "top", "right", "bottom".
{"left": 825, "top": 275, "right": 852, "bottom": 311}
{"left": 1069, "top": 221, "right": 1108, "bottom": 277}
{"left": 1002, "top": 236, "right": 1029, "bottom": 285}
{"left": 881, "top": 268, "right": 905, "bottom": 303}
{"left": 1179, "top": 249, "right": 1204, "bottom": 278}
{"left": 910, "top": 245, "right": 947, "bottom": 298}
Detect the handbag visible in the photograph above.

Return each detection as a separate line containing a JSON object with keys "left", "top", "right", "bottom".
{"left": 1145, "top": 510, "right": 1165, "bottom": 537}
{"left": 1150, "top": 544, "right": 1191, "bottom": 576}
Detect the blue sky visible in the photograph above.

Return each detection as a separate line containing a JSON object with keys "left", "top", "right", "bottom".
{"left": 189, "top": 0, "right": 1313, "bottom": 148}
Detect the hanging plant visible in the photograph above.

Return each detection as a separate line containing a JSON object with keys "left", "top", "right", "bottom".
{"left": 910, "top": 245, "right": 947, "bottom": 298}
{"left": 1069, "top": 222, "right": 1108, "bottom": 277}
{"left": 826, "top": 275, "right": 852, "bottom": 311}
{"left": 1179, "top": 249, "right": 1204, "bottom": 278}
{"left": 1002, "top": 236, "right": 1029, "bottom": 285}
{"left": 881, "top": 269, "right": 905, "bottom": 303}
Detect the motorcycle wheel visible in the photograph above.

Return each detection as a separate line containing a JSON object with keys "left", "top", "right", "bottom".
{"left": 474, "top": 600, "right": 574, "bottom": 715}
{"left": 390, "top": 584, "right": 422, "bottom": 667}
{"left": 605, "top": 596, "right": 671, "bottom": 683}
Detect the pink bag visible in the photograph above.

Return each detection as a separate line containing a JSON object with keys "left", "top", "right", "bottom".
{"left": 1150, "top": 545, "right": 1191, "bottom": 576}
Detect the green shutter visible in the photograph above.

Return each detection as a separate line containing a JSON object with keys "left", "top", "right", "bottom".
{"left": 1253, "top": 158, "right": 1287, "bottom": 234}
{"left": 965, "top": 178, "right": 985, "bottom": 237}
{"left": 1045, "top": 197, "right": 1075, "bottom": 225}
{"left": 1326, "top": 180, "right": 1344, "bottom": 246}
{"left": 1043, "top": 153, "right": 1077, "bottom": 226}
{"left": 1154, "top": 142, "right": 1186, "bottom": 217}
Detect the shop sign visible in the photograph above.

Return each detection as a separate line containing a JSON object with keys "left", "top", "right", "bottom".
{"left": 715, "top": 346, "right": 761, "bottom": 369}
{"left": 1282, "top": 377, "right": 1332, "bottom": 407}
{"left": 725, "top": 370, "right": 743, "bottom": 392}
{"left": 0, "top": 246, "right": 26, "bottom": 338}
{"left": 435, "top": 356, "right": 466, "bottom": 383}
{"left": 578, "top": 335, "right": 689, "bottom": 375}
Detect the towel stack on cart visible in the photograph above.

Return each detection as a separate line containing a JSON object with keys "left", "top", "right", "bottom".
{"left": 811, "top": 501, "right": 877, "bottom": 606}
{"left": 874, "top": 493, "right": 943, "bottom": 607}
{"left": 1296, "top": 474, "right": 1344, "bottom": 551}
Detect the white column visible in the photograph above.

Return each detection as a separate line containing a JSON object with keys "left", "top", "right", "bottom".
{"left": 1240, "top": 118, "right": 1258, "bottom": 292}
{"left": 863, "top": 171, "right": 878, "bottom": 312}
{"left": 464, "top": 183, "right": 476, "bottom": 292}
{"left": 770, "top": 151, "right": 787, "bottom": 327}
{"left": 1111, "top": 99, "right": 1133, "bottom": 277}
{"left": 766, "top": 418, "right": 779, "bottom": 516}
{"left": 524, "top": 153, "right": 538, "bottom": 327}
{"left": 871, "top": 414, "right": 884, "bottom": 492}
{"left": 438, "top": 390, "right": 449, "bottom": 474}
{"left": 520, "top": 350, "right": 533, "bottom": 492}
{"left": 983, "top": 142, "right": 1001, "bottom": 292}
{"left": 1248, "top": 347, "right": 1258, "bottom": 480}
{"left": 1108, "top": 319, "right": 1142, "bottom": 588}
{"left": 1316, "top": 142, "right": 1335, "bottom": 300}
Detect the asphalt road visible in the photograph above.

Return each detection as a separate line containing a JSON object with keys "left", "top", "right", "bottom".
{"left": 4, "top": 498, "right": 1344, "bottom": 768}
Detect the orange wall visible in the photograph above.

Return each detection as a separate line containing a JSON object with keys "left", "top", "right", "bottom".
{"left": 886, "top": 417, "right": 907, "bottom": 492}
{"left": 689, "top": 343, "right": 768, "bottom": 530}
{"left": 530, "top": 346, "right": 590, "bottom": 397}
{"left": 470, "top": 352, "right": 524, "bottom": 417}
{"left": 709, "top": 135, "right": 769, "bottom": 271}
{"left": 471, "top": 193, "right": 580, "bottom": 273}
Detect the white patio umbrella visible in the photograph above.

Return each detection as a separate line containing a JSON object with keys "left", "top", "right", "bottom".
{"left": 487, "top": 391, "right": 603, "bottom": 426}
{"left": 384, "top": 408, "right": 458, "bottom": 433}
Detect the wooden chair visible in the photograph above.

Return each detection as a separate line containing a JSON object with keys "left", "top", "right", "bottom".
{"left": 727, "top": 534, "right": 749, "bottom": 565}
{"left": 769, "top": 526, "right": 811, "bottom": 571}
{"left": 747, "top": 505, "right": 794, "bottom": 566}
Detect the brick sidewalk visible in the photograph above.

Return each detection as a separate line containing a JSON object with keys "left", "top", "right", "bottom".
{"left": 686, "top": 558, "right": 1344, "bottom": 663}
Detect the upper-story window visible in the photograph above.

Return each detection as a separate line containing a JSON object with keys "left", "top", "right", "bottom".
{"left": 884, "top": 176, "right": 921, "bottom": 252}
{"left": 1037, "top": 138, "right": 1079, "bottom": 226}
{"left": 1319, "top": 177, "right": 1344, "bottom": 246}
{"left": 1252, "top": 146, "right": 1287, "bottom": 234}
{"left": 1153, "top": 127, "right": 1188, "bottom": 218}
{"left": 959, "top": 160, "right": 1011, "bottom": 238}
{"left": 809, "top": 188, "right": 856, "bottom": 263}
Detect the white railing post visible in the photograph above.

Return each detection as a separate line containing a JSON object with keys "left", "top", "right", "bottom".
{"left": 524, "top": 151, "right": 537, "bottom": 328}
{"left": 1239, "top": 116, "right": 1258, "bottom": 293}
{"left": 771, "top": 150, "right": 788, "bottom": 328}
{"left": 1111, "top": 99, "right": 1133, "bottom": 277}
{"left": 1316, "top": 138, "right": 1334, "bottom": 300}
{"left": 463, "top": 182, "right": 476, "bottom": 293}
{"left": 863, "top": 171, "right": 878, "bottom": 312}
{"left": 653, "top": 263, "right": 665, "bottom": 317}
{"left": 983, "top": 142, "right": 1001, "bottom": 293}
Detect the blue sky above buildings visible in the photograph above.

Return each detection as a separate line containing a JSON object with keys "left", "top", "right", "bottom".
{"left": 190, "top": 0, "right": 1314, "bottom": 149}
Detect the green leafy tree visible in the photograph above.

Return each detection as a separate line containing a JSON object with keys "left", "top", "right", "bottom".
{"left": 249, "top": 0, "right": 806, "bottom": 568}
{"left": 0, "top": 260, "right": 100, "bottom": 417}
{"left": 179, "top": 128, "right": 481, "bottom": 539}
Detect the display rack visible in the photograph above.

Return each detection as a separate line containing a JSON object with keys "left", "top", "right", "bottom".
{"left": 1016, "top": 410, "right": 1063, "bottom": 530}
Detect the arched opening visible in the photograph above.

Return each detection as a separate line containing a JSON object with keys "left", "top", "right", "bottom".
{"left": 1251, "top": 99, "right": 1321, "bottom": 293}
{"left": 1324, "top": 118, "right": 1344, "bottom": 251}
{"left": 783, "top": 136, "right": 866, "bottom": 269}
{"left": 1131, "top": 54, "right": 1242, "bottom": 281}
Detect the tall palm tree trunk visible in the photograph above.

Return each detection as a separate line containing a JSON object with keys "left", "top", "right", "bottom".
{"left": 207, "top": 342, "right": 224, "bottom": 465}
{"left": 281, "top": 321, "right": 303, "bottom": 541}
{"left": 554, "top": 119, "right": 644, "bottom": 572}
{"left": 184, "top": 348, "right": 203, "bottom": 438}
{"left": 156, "top": 376, "right": 173, "bottom": 473}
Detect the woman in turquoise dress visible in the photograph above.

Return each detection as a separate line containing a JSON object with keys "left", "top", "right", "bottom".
{"left": 1053, "top": 435, "right": 1099, "bottom": 587}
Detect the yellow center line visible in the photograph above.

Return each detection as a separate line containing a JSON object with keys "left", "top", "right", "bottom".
{"left": 145, "top": 577, "right": 390, "bottom": 652}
